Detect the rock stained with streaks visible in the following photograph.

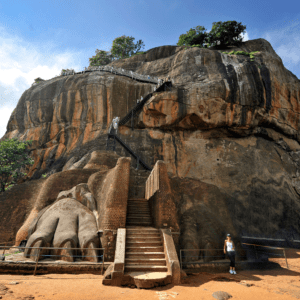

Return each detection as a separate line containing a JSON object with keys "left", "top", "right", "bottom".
{"left": 1, "top": 38, "right": 300, "bottom": 256}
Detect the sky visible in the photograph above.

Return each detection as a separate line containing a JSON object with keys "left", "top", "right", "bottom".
{"left": 0, "top": 0, "right": 299, "bottom": 139}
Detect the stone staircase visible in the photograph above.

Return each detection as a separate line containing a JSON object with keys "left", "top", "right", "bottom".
{"left": 125, "top": 228, "right": 167, "bottom": 273}
{"left": 126, "top": 199, "right": 152, "bottom": 226}
{"left": 128, "top": 168, "right": 150, "bottom": 199}
{"left": 102, "top": 165, "right": 179, "bottom": 288}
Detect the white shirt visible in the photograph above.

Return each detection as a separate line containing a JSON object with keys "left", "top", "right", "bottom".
{"left": 226, "top": 241, "right": 234, "bottom": 252}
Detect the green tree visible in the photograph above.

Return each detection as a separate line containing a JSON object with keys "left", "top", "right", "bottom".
{"left": 110, "top": 35, "right": 145, "bottom": 60}
{"left": 89, "top": 49, "right": 113, "bottom": 66}
{"left": 207, "top": 21, "right": 246, "bottom": 48}
{"left": 177, "top": 26, "right": 209, "bottom": 47}
{"left": 0, "top": 138, "right": 34, "bottom": 193}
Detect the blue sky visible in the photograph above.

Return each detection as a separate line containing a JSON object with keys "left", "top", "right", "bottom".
{"left": 0, "top": 0, "right": 299, "bottom": 139}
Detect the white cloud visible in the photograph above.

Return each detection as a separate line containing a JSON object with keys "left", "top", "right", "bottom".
{"left": 276, "top": 37, "right": 300, "bottom": 64}
{"left": 241, "top": 31, "right": 249, "bottom": 41}
{"left": 0, "top": 104, "right": 15, "bottom": 139}
{"left": 261, "top": 19, "right": 300, "bottom": 78}
{"left": 0, "top": 25, "right": 87, "bottom": 139}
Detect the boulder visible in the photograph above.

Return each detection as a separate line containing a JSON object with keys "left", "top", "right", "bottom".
{"left": 212, "top": 291, "right": 232, "bottom": 300}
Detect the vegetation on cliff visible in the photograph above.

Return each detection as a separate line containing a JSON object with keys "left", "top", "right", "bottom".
{"left": 89, "top": 35, "right": 145, "bottom": 67}
{"left": 0, "top": 138, "right": 34, "bottom": 192}
{"left": 221, "top": 50, "right": 260, "bottom": 61}
{"left": 177, "top": 20, "right": 247, "bottom": 48}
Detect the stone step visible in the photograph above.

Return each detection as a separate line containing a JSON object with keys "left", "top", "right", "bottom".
{"left": 126, "top": 228, "right": 159, "bottom": 233}
{"left": 126, "top": 237, "right": 161, "bottom": 242}
{"left": 128, "top": 198, "right": 148, "bottom": 203}
{"left": 127, "top": 216, "right": 152, "bottom": 220}
{"left": 127, "top": 203, "right": 149, "bottom": 206}
{"left": 126, "top": 233, "right": 161, "bottom": 238}
{"left": 127, "top": 216, "right": 151, "bottom": 220}
{"left": 127, "top": 206, "right": 149, "bottom": 210}
{"left": 126, "top": 246, "right": 164, "bottom": 252}
{"left": 125, "top": 265, "right": 168, "bottom": 272}
{"left": 126, "top": 211, "right": 150, "bottom": 215}
{"left": 127, "top": 212, "right": 150, "bottom": 215}
{"left": 126, "top": 241, "right": 163, "bottom": 247}
{"left": 126, "top": 222, "right": 153, "bottom": 226}
{"left": 125, "top": 252, "right": 165, "bottom": 259}
{"left": 125, "top": 258, "right": 167, "bottom": 266}
{"left": 127, "top": 205, "right": 150, "bottom": 212}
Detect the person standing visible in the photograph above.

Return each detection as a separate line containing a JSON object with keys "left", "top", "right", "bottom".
{"left": 112, "top": 116, "right": 120, "bottom": 134}
{"left": 224, "top": 234, "right": 236, "bottom": 274}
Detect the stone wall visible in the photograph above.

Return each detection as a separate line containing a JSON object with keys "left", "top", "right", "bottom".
{"left": 146, "top": 160, "right": 179, "bottom": 232}
{"left": 88, "top": 157, "right": 131, "bottom": 261}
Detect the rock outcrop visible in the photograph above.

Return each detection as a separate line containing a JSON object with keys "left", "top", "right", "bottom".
{"left": 1, "top": 38, "right": 300, "bottom": 256}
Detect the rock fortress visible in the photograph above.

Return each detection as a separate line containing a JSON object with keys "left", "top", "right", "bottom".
{"left": 0, "top": 38, "right": 300, "bottom": 288}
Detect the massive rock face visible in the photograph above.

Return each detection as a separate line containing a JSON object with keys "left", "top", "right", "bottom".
{"left": 1, "top": 38, "right": 300, "bottom": 252}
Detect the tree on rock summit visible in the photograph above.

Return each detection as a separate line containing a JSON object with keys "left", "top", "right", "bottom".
{"left": 89, "top": 35, "right": 145, "bottom": 66}
{"left": 207, "top": 21, "right": 246, "bottom": 48}
{"left": 177, "top": 25, "right": 209, "bottom": 47}
{"left": 177, "top": 21, "right": 246, "bottom": 48}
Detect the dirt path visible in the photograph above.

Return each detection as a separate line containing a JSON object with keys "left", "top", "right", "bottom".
{"left": 0, "top": 249, "right": 300, "bottom": 300}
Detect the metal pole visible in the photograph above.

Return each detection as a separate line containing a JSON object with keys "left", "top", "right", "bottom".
{"left": 33, "top": 248, "right": 41, "bottom": 276}
{"left": 136, "top": 157, "right": 139, "bottom": 170}
{"left": 180, "top": 250, "right": 182, "bottom": 270}
{"left": 131, "top": 110, "right": 134, "bottom": 131}
{"left": 2, "top": 242, "right": 7, "bottom": 256}
{"left": 283, "top": 248, "right": 289, "bottom": 269}
{"left": 102, "top": 249, "right": 105, "bottom": 275}
{"left": 255, "top": 245, "right": 258, "bottom": 260}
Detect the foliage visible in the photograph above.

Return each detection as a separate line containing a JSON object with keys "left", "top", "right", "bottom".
{"left": 131, "top": 51, "right": 146, "bottom": 56}
{"left": 0, "top": 138, "right": 34, "bottom": 193}
{"left": 221, "top": 50, "right": 260, "bottom": 61}
{"left": 111, "top": 35, "right": 145, "bottom": 60}
{"left": 207, "top": 21, "right": 246, "bottom": 48}
{"left": 89, "top": 35, "right": 145, "bottom": 66}
{"left": 60, "top": 68, "right": 75, "bottom": 76}
{"left": 34, "top": 77, "right": 44, "bottom": 84}
{"left": 177, "top": 26, "right": 209, "bottom": 47}
{"left": 89, "top": 50, "right": 113, "bottom": 66}
{"left": 42, "top": 174, "right": 48, "bottom": 178}
{"left": 178, "top": 21, "right": 246, "bottom": 49}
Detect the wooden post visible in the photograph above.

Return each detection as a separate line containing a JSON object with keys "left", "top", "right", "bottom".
{"left": 283, "top": 248, "right": 289, "bottom": 269}
{"left": 33, "top": 248, "right": 41, "bottom": 276}
{"left": 131, "top": 110, "right": 134, "bottom": 131}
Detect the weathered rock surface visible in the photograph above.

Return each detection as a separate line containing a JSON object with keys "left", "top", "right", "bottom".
{"left": 0, "top": 38, "right": 300, "bottom": 255}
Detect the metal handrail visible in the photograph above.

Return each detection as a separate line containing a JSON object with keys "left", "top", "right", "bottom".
{"left": 0, "top": 245, "right": 106, "bottom": 275}
{"left": 179, "top": 244, "right": 290, "bottom": 270}
{"left": 107, "top": 134, "right": 151, "bottom": 171}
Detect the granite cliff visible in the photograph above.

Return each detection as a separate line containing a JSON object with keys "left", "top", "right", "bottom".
{"left": 1, "top": 38, "right": 300, "bottom": 256}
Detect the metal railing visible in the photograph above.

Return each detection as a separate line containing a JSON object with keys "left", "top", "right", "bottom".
{"left": 0, "top": 245, "right": 105, "bottom": 276}
{"left": 61, "top": 66, "right": 159, "bottom": 84}
{"left": 179, "top": 248, "right": 246, "bottom": 270}
{"left": 179, "top": 243, "right": 290, "bottom": 270}
{"left": 242, "top": 243, "right": 289, "bottom": 269}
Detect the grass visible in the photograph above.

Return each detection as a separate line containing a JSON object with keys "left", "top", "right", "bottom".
{"left": 221, "top": 50, "right": 260, "bottom": 61}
